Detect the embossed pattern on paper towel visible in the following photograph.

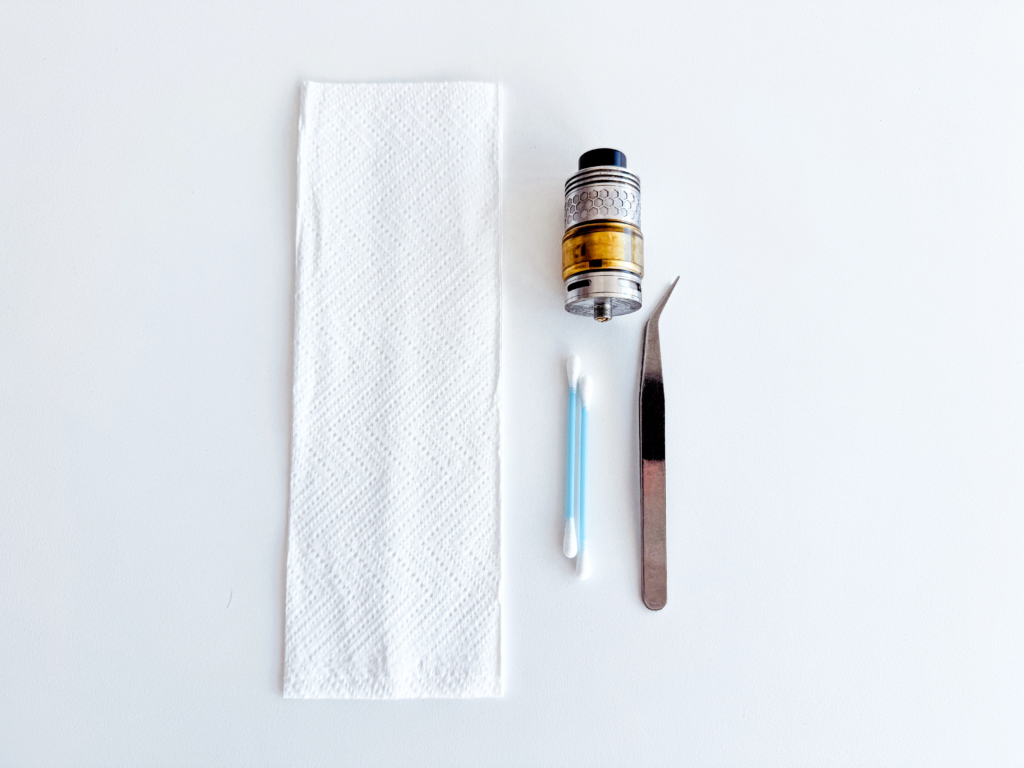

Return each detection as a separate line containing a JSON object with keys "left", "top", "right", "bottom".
{"left": 284, "top": 82, "right": 501, "bottom": 699}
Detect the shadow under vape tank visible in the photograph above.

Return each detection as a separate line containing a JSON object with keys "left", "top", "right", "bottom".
{"left": 562, "top": 148, "right": 644, "bottom": 322}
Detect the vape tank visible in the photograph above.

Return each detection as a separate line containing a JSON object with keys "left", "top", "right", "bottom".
{"left": 562, "top": 148, "right": 644, "bottom": 322}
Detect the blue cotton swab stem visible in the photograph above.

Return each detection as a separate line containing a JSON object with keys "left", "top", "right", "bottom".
{"left": 563, "top": 356, "right": 581, "bottom": 558}
{"left": 576, "top": 375, "right": 593, "bottom": 579}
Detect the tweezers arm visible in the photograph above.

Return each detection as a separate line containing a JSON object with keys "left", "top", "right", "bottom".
{"left": 640, "top": 374, "right": 668, "bottom": 610}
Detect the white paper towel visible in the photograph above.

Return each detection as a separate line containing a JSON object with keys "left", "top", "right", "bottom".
{"left": 284, "top": 82, "right": 501, "bottom": 699}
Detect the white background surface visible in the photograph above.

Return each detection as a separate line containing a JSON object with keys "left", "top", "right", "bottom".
{"left": 1, "top": 2, "right": 1022, "bottom": 765}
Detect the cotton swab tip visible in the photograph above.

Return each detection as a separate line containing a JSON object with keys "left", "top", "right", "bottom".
{"left": 567, "top": 355, "right": 581, "bottom": 387}
{"left": 579, "top": 375, "right": 593, "bottom": 407}
{"left": 576, "top": 547, "right": 590, "bottom": 579}
{"left": 563, "top": 517, "right": 578, "bottom": 558}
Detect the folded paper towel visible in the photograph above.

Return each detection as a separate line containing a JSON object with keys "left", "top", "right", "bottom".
{"left": 284, "top": 82, "right": 501, "bottom": 699}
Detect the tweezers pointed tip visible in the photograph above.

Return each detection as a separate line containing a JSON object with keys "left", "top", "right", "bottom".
{"left": 663, "top": 276, "right": 679, "bottom": 301}
{"left": 647, "top": 276, "right": 681, "bottom": 326}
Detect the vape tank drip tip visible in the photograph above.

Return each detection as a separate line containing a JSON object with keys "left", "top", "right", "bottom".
{"left": 563, "top": 148, "right": 644, "bottom": 322}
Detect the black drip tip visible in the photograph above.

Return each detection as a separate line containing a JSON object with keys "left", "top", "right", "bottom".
{"left": 578, "top": 148, "right": 627, "bottom": 170}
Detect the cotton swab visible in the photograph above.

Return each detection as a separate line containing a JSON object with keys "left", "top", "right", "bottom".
{"left": 563, "top": 356, "right": 581, "bottom": 558}
{"left": 576, "top": 375, "right": 592, "bottom": 579}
